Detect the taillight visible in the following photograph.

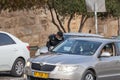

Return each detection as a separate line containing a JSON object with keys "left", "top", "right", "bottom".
{"left": 27, "top": 46, "right": 30, "bottom": 51}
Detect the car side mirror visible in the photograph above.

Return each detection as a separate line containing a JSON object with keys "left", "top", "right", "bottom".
{"left": 101, "top": 52, "right": 111, "bottom": 57}
{"left": 49, "top": 46, "right": 54, "bottom": 51}
{"left": 40, "top": 47, "right": 48, "bottom": 53}
{"left": 35, "top": 46, "right": 48, "bottom": 56}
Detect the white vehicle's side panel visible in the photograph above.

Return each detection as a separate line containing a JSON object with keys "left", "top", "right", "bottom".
{"left": 0, "top": 31, "right": 30, "bottom": 72}
{"left": 0, "top": 44, "right": 17, "bottom": 71}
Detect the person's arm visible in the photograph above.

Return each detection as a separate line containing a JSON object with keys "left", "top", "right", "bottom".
{"left": 46, "top": 41, "right": 50, "bottom": 50}
{"left": 46, "top": 34, "right": 54, "bottom": 50}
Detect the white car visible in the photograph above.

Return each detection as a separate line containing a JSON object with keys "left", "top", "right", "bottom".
{"left": 0, "top": 31, "right": 30, "bottom": 77}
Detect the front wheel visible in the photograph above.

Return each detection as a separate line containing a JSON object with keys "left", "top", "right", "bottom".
{"left": 11, "top": 58, "right": 25, "bottom": 77}
{"left": 82, "top": 70, "right": 96, "bottom": 80}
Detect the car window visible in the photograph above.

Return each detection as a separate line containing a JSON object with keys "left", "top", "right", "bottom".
{"left": 100, "top": 43, "right": 115, "bottom": 57}
{"left": 52, "top": 39, "right": 101, "bottom": 56}
{"left": 115, "top": 42, "right": 120, "bottom": 56}
{"left": 0, "top": 33, "right": 16, "bottom": 46}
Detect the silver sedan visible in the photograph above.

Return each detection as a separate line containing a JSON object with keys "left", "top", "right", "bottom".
{"left": 25, "top": 37, "right": 120, "bottom": 80}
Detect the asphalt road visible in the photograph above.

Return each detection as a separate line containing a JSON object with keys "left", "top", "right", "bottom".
{"left": 1, "top": 73, "right": 120, "bottom": 80}
{"left": 0, "top": 72, "right": 26, "bottom": 80}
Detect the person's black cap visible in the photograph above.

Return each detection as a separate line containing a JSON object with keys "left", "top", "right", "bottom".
{"left": 57, "top": 31, "right": 63, "bottom": 37}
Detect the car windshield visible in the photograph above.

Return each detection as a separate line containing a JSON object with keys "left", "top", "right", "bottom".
{"left": 52, "top": 39, "right": 101, "bottom": 56}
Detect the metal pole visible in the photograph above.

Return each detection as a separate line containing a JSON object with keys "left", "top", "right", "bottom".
{"left": 95, "top": 11, "right": 98, "bottom": 34}
{"left": 94, "top": 2, "right": 98, "bottom": 34}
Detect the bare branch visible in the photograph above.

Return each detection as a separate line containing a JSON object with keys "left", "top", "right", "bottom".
{"left": 67, "top": 13, "right": 75, "bottom": 32}
{"left": 78, "top": 15, "right": 88, "bottom": 32}
{"left": 52, "top": 0, "right": 66, "bottom": 32}
{"left": 47, "top": 0, "right": 61, "bottom": 31}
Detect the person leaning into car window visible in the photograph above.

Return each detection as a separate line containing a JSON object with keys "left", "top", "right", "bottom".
{"left": 101, "top": 46, "right": 113, "bottom": 56}
{"left": 46, "top": 31, "right": 64, "bottom": 50}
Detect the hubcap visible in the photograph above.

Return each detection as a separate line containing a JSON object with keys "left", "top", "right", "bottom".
{"left": 85, "top": 73, "right": 94, "bottom": 80}
{"left": 15, "top": 61, "right": 24, "bottom": 75}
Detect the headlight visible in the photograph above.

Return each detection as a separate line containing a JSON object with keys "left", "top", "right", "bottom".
{"left": 58, "top": 65, "right": 79, "bottom": 72}
{"left": 26, "top": 61, "right": 31, "bottom": 67}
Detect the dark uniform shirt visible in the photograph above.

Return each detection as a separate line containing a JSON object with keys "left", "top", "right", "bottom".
{"left": 46, "top": 34, "right": 64, "bottom": 50}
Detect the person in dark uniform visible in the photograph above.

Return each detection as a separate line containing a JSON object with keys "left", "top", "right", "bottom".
{"left": 46, "top": 31, "right": 64, "bottom": 50}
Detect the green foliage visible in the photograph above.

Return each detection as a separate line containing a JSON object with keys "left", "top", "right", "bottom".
{"left": 0, "top": 0, "right": 120, "bottom": 18}
{"left": 0, "top": 0, "right": 120, "bottom": 32}
{"left": 106, "top": 0, "right": 120, "bottom": 17}
{"left": 48, "top": 0, "right": 89, "bottom": 16}
{"left": 98, "top": 0, "right": 120, "bottom": 17}
{"left": 0, "top": 0, "right": 46, "bottom": 11}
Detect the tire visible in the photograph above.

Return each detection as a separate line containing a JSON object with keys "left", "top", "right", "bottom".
{"left": 82, "top": 70, "right": 96, "bottom": 80}
{"left": 11, "top": 58, "right": 25, "bottom": 77}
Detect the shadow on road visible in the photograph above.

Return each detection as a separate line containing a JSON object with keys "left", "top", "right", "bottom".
{"left": 0, "top": 72, "right": 26, "bottom": 80}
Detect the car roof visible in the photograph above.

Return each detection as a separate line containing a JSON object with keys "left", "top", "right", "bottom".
{"left": 68, "top": 37, "right": 120, "bottom": 43}
{"left": 64, "top": 32, "right": 104, "bottom": 37}
{"left": 0, "top": 31, "right": 9, "bottom": 34}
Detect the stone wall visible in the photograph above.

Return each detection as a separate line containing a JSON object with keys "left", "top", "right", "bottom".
{"left": 0, "top": 9, "right": 58, "bottom": 46}
{"left": 0, "top": 9, "right": 118, "bottom": 47}
{"left": 65, "top": 15, "right": 118, "bottom": 37}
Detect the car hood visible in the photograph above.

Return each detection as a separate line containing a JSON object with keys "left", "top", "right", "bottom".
{"left": 32, "top": 54, "right": 95, "bottom": 64}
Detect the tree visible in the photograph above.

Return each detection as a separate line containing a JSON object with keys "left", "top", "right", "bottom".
{"left": 47, "top": 0, "right": 91, "bottom": 33}
{"left": 47, "top": 0, "right": 120, "bottom": 33}
{"left": 106, "top": 0, "right": 120, "bottom": 17}
{"left": 97, "top": 0, "right": 120, "bottom": 18}
{"left": 0, "top": 0, "right": 120, "bottom": 33}
{"left": 0, "top": 0, "right": 46, "bottom": 11}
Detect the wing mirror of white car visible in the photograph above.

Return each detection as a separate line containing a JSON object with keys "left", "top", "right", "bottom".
{"left": 101, "top": 52, "right": 111, "bottom": 57}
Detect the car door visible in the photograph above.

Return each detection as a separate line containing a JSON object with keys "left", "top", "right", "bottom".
{"left": 114, "top": 42, "right": 120, "bottom": 74}
{"left": 0, "top": 33, "right": 17, "bottom": 71}
{"left": 96, "top": 43, "right": 120, "bottom": 79}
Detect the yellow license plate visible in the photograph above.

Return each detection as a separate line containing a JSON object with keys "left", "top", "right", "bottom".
{"left": 34, "top": 72, "right": 49, "bottom": 78}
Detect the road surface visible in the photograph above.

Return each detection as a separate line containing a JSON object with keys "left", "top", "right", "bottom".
{"left": 0, "top": 72, "right": 26, "bottom": 80}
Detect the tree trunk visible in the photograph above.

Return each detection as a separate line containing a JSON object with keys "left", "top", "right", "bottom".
{"left": 54, "top": 8, "right": 66, "bottom": 33}
{"left": 67, "top": 13, "right": 75, "bottom": 32}
{"left": 47, "top": 1, "right": 61, "bottom": 32}
{"left": 78, "top": 15, "right": 88, "bottom": 32}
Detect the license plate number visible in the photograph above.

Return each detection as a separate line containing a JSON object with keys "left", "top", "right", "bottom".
{"left": 34, "top": 72, "right": 49, "bottom": 78}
